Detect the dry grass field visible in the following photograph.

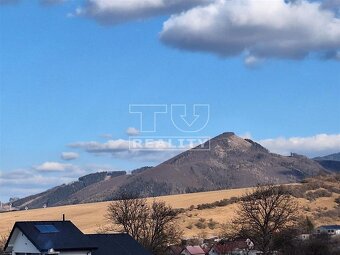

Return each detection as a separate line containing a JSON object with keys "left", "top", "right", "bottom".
{"left": 1, "top": 183, "right": 339, "bottom": 238}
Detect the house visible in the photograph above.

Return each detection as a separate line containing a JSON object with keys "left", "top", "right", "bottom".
{"left": 298, "top": 233, "right": 311, "bottom": 240}
{"left": 181, "top": 245, "right": 206, "bottom": 255}
{"left": 88, "top": 234, "right": 152, "bottom": 255}
{"left": 4, "top": 220, "right": 152, "bottom": 255}
{"left": 208, "top": 239, "right": 256, "bottom": 255}
{"left": 315, "top": 225, "right": 340, "bottom": 236}
{"left": 165, "top": 245, "right": 184, "bottom": 255}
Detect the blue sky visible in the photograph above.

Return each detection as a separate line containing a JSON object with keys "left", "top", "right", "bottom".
{"left": 0, "top": 0, "right": 339, "bottom": 202}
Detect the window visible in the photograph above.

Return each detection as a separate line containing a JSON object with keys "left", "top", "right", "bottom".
{"left": 34, "top": 224, "right": 59, "bottom": 233}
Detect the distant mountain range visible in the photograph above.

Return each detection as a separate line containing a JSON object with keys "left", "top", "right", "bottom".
{"left": 313, "top": 152, "right": 340, "bottom": 173}
{"left": 314, "top": 152, "right": 340, "bottom": 161}
{"left": 12, "top": 132, "right": 334, "bottom": 210}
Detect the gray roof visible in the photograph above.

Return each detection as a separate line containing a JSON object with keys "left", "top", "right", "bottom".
{"left": 89, "top": 234, "right": 152, "bottom": 255}
{"left": 318, "top": 225, "right": 340, "bottom": 230}
{"left": 5, "top": 221, "right": 96, "bottom": 252}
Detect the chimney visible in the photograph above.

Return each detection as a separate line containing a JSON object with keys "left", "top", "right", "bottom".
{"left": 62, "top": 214, "right": 65, "bottom": 221}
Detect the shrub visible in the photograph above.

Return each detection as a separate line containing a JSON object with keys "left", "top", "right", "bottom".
{"left": 305, "top": 189, "right": 332, "bottom": 201}
{"left": 335, "top": 197, "right": 340, "bottom": 206}
{"left": 196, "top": 197, "right": 239, "bottom": 210}
{"left": 208, "top": 219, "right": 218, "bottom": 229}
{"left": 0, "top": 233, "right": 9, "bottom": 255}
{"left": 174, "top": 208, "right": 186, "bottom": 214}
{"left": 186, "top": 224, "right": 193, "bottom": 229}
{"left": 315, "top": 207, "right": 340, "bottom": 219}
{"left": 195, "top": 220, "right": 207, "bottom": 229}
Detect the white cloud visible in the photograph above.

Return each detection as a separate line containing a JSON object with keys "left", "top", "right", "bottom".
{"left": 160, "top": 0, "right": 340, "bottom": 63}
{"left": 0, "top": 168, "right": 76, "bottom": 201}
{"left": 69, "top": 138, "right": 187, "bottom": 162}
{"left": 70, "top": 139, "right": 131, "bottom": 153}
{"left": 258, "top": 133, "right": 340, "bottom": 157}
{"left": 0, "top": 162, "right": 115, "bottom": 201}
{"left": 75, "top": 0, "right": 211, "bottom": 25}
{"left": 244, "top": 55, "right": 263, "bottom": 67}
{"left": 34, "top": 161, "right": 75, "bottom": 172}
{"left": 0, "top": 171, "right": 73, "bottom": 187}
{"left": 61, "top": 152, "right": 79, "bottom": 161}
{"left": 239, "top": 132, "right": 252, "bottom": 139}
{"left": 126, "top": 127, "right": 140, "bottom": 136}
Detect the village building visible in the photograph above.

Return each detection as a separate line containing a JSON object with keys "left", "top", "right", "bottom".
{"left": 4, "top": 220, "right": 151, "bottom": 255}
{"left": 315, "top": 225, "right": 340, "bottom": 236}
{"left": 208, "top": 239, "right": 257, "bottom": 255}
{"left": 165, "top": 245, "right": 184, "bottom": 255}
{"left": 180, "top": 245, "right": 206, "bottom": 255}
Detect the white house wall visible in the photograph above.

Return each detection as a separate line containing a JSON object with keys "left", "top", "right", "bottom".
{"left": 11, "top": 229, "right": 40, "bottom": 254}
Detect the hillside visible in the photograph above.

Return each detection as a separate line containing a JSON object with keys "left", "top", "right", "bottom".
{"left": 314, "top": 152, "right": 340, "bottom": 173}
{"left": 12, "top": 132, "right": 328, "bottom": 209}
{"left": 1, "top": 175, "right": 339, "bottom": 239}
{"left": 12, "top": 171, "right": 126, "bottom": 209}
{"left": 63, "top": 132, "right": 326, "bottom": 204}
{"left": 314, "top": 152, "right": 340, "bottom": 161}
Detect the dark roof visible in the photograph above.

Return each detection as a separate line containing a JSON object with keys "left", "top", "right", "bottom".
{"left": 318, "top": 225, "right": 340, "bottom": 230}
{"left": 88, "top": 234, "right": 152, "bottom": 255}
{"left": 166, "top": 245, "right": 184, "bottom": 255}
{"left": 5, "top": 221, "right": 97, "bottom": 252}
{"left": 210, "top": 241, "right": 248, "bottom": 254}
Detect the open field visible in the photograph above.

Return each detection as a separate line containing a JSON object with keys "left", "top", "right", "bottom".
{"left": 1, "top": 184, "right": 339, "bottom": 238}
{"left": 0, "top": 187, "right": 249, "bottom": 236}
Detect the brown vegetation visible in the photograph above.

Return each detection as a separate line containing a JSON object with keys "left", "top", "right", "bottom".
{"left": 106, "top": 194, "right": 182, "bottom": 255}
{"left": 230, "top": 184, "right": 299, "bottom": 255}
{"left": 0, "top": 233, "right": 8, "bottom": 255}
{"left": 0, "top": 175, "right": 339, "bottom": 239}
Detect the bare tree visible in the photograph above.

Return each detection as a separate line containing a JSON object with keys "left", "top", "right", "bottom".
{"left": 106, "top": 194, "right": 182, "bottom": 255}
{"left": 0, "top": 233, "right": 9, "bottom": 255}
{"left": 231, "top": 184, "right": 299, "bottom": 255}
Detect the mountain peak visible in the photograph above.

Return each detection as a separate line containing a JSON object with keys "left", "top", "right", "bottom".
{"left": 12, "top": 131, "right": 328, "bottom": 209}
{"left": 213, "top": 132, "right": 236, "bottom": 140}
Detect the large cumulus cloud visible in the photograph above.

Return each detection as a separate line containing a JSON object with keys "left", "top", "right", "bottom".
{"left": 259, "top": 133, "right": 340, "bottom": 157}
{"left": 160, "top": 0, "right": 340, "bottom": 63}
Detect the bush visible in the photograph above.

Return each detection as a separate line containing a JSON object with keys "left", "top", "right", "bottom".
{"left": 335, "top": 197, "right": 340, "bottom": 206}
{"left": 208, "top": 219, "right": 218, "bottom": 229}
{"left": 0, "top": 233, "right": 9, "bottom": 255}
{"left": 305, "top": 189, "right": 332, "bottom": 201}
{"left": 174, "top": 208, "right": 186, "bottom": 214}
{"left": 315, "top": 207, "right": 340, "bottom": 219}
{"left": 186, "top": 224, "right": 193, "bottom": 229}
{"left": 196, "top": 197, "right": 239, "bottom": 210}
{"left": 195, "top": 220, "right": 207, "bottom": 229}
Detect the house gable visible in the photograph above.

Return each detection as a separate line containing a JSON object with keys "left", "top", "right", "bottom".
{"left": 6, "top": 227, "right": 40, "bottom": 254}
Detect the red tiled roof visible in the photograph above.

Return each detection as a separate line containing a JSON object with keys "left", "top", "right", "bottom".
{"left": 185, "top": 245, "right": 206, "bottom": 254}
